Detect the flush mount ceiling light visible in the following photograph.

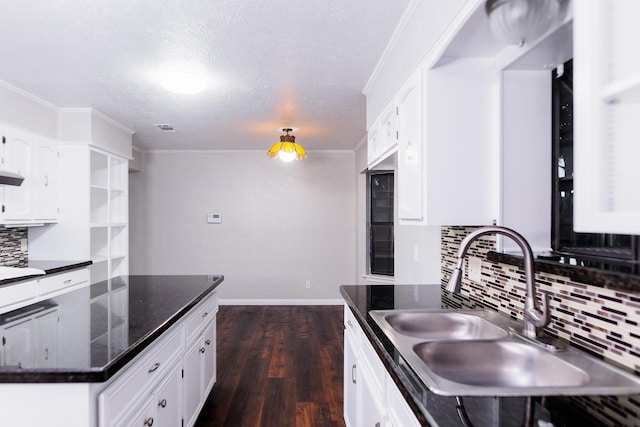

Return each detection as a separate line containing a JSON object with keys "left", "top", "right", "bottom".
{"left": 160, "top": 69, "right": 206, "bottom": 94}
{"left": 485, "top": 0, "right": 567, "bottom": 47}
{"left": 267, "top": 128, "right": 307, "bottom": 163}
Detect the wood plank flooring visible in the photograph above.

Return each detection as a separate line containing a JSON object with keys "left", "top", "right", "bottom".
{"left": 194, "top": 305, "right": 346, "bottom": 427}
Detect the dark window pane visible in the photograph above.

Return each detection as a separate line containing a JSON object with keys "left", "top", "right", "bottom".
{"left": 369, "top": 172, "right": 394, "bottom": 276}
{"left": 551, "top": 59, "right": 637, "bottom": 261}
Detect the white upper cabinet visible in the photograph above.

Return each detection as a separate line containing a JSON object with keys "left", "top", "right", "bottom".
{"left": 0, "top": 126, "right": 59, "bottom": 224}
{"left": 33, "top": 140, "right": 59, "bottom": 221}
{"left": 573, "top": 0, "right": 640, "bottom": 234}
{"left": 368, "top": 99, "right": 399, "bottom": 169}
{"left": 1, "top": 128, "right": 33, "bottom": 221}
{"left": 397, "top": 69, "right": 424, "bottom": 223}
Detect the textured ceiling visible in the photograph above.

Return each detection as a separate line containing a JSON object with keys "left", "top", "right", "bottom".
{"left": 0, "top": 0, "right": 409, "bottom": 151}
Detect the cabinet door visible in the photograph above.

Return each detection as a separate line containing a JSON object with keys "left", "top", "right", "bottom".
{"left": 359, "top": 367, "right": 385, "bottom": 427}
{"left": 154, "top": 365, "right": 182, "bottom": 427}
{"left": 202, "top": 320, "right": 216, "bottom": 394}
{"left": 1, "top": 130, "right": 33, "bottom": 220}
{"left": 183, "top": 337, "right": 204, "bottom": 427}
{"left": 34, "top": 309, "right": 58, "bottom": 368}
{"left": 397, "top": 72, "right": 424, "bottom": 222}
{"left": 2, "top": 318, "right": 34, "bottom": 368}
{"left": 343, "top": 329, "right": 358, "bottom": 427}
{"left": 574, "top": 0, "right": 640, "bottom": 234}
{"left": 33, "top": 141, "right": 59, "bottom": 220}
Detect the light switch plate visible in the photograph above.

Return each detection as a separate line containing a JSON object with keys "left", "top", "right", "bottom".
{"left": 207, "top": 213, "right": 222, "bottom": 224}
{"left": 468, "top": 256, "right": 482, "bottom": 283}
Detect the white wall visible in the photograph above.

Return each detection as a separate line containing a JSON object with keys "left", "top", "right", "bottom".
{"left": 129, "top": 150, "right": 356, "bottom": 303}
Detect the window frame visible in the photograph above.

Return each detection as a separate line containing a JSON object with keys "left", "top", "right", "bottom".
{"left": 367, "top": 171, "right": 394, "bottom": 277}
{"left": 551, "top": 59, "right": 640, "bottom": 267}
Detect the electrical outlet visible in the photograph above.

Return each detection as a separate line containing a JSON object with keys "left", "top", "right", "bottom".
{"left": 305, "top": 280, "right": 311, "bottom": 289}
{"left": 468, "top": 256, "right": 482, "bottom": 283}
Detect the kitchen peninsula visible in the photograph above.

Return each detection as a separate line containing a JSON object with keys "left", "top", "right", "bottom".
{"left": 0, "top": 273, "right": 223, "bottom": 427}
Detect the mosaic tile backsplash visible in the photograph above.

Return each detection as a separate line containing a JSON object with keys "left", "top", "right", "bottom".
{"left": 441, "top": 226, "right": 640, "bottom": 426}
{"left": 0, "top": 226, "right": 27, "bottom": 265}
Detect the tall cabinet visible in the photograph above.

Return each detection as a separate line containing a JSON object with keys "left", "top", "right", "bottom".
{"left": 29, "top": 145, "right": 129, "bottom": 285}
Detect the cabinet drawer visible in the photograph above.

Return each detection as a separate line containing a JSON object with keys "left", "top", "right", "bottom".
{"left": 0, "top": 279, "right": 38, "bottom": 314}
{"left": 343, "top": 305, "right": 362, "bottom": 347}
{"left": 98, "top": 326, "right": 185, "bottom": 426}
{"left": 185, "top": 291, "right": 218, "bottom": 343}
{"left": 38, "top": 268, "right": 89, "bottom": 297}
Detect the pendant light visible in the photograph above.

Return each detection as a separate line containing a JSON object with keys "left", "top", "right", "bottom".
{"left": 485, "top": 0, "right": 566, "bottom": 47}
{"left": 267, "top": 128, "right": 307, "bottom": 162}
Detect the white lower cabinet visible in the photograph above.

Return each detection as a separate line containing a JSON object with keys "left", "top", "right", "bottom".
{"left": 184, "top": 319, "right": 216, "bottom": 427}
{"left": 100, "top": 291, "right": 218, "bottom": 427}
{"left": 343, "top": 305, "right": 420, "bottom": 427}
{"left": 117, "top": 362, "right": 182, "bottom": 427}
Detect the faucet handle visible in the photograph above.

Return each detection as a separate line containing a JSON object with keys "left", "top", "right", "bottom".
{"left": 525, "top": 291, "right": 550, "bottom": 329}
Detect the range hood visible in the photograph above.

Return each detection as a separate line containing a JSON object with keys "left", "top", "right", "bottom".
{"left": 0, "top": 171, "right": 24, "bottom": 186}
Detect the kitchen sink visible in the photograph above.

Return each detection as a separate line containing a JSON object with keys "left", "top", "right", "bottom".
{"left": 377, "top": 310, "right": 508, "bottom": 341}
{"left": 414, "top": 340, "right": 588, "bottom": 388}
{"left": 369, "top": 309, "right": 640, "bottom": 396}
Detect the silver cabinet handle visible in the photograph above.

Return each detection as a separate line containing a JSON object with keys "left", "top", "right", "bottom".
{"left": 352, "top": 364, "right": 357, "bottom": 384}
{"left": 202, "top": 311, "right": 209, "bottom": 318}
{"left": 347, "top": 320, "right": 353, "bottom": 329}
{"left": 375, "top": 423, "right": 381, "bottom": 427}
{"left": 200, "top": 347, "right": 206, "bottom": 354}
{"left": 144, "top": 417, "right": 154, "bottom": 426}
{"left": 63, "top": 279, "right": 72, "bottom": 284}
{"left": 205, "top": 339, "right": 211, "bottom": 346}
{"left": 148, "top": 362, "right": 160, "bottom": 373}
{"left": 44, "top": 175, "right": 49, "bottom": 187}
{"left": 158, "top": 399, "right": 167, "bottom": 408}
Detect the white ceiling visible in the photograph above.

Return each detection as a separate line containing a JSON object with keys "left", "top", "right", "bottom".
{"left": 0, "top": 0, "right": 409, "bottom": 152}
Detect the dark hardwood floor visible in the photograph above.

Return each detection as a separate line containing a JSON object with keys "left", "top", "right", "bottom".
{"left": 195, "top": 305, "right": 346, "bottom": 427}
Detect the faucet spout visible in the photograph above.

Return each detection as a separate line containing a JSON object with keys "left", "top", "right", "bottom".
{"left": 446, "top": 226, "right": 550, "bottom": 339}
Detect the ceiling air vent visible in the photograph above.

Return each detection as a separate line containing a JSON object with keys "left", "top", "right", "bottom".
{"left": 155, "top": 124, "right": 175, "bottom": 132}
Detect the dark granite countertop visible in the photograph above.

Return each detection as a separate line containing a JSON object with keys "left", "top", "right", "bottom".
{"left": 0, "top": 260, "right": 92, "bottom": 286}
{"left": 0, "top": 274, "right": 224, "bottom": 383}
{"left": 340, "top": 284, "right": 606, "bottom": 427}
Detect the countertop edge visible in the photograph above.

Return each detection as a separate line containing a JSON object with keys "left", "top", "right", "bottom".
{"left": 340, "top": 286, "right": 436, "bottom": 427}
{"left": 0, "top": 275, "right": 224, "bottom": 384}
{"left": 0, "top": 260, "right": 93, "bottom": 287}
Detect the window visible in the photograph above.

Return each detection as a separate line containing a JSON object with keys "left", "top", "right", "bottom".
{"left": 368, "top": 172, "right": 394, "bottom": 276}
{"left": 551, "top": 59, "right": 640, "bottom": 270}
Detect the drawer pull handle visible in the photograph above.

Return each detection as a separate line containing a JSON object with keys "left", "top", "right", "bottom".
{"left": 202, "top": 311, "right": 209, "bottom": 318}
{"left": 148, "top": 362, "right": 160, "bottom": 373}
{"left": 144, "top": 417, "right": 154, "bottom": 426}
{"left": 200, "top": 347, "right": 206, "bottom": 354}
{"left": 205, "top": 339, "right": 211, "bottom": 346}
{"left": 158, "top": 399, "right": 167, "bottom": 408}
{"left": 352, "top": 364, "right": 357, "bottom": 384}
{"left": 347, "top": 320, "right": 353, "bottom": 328}
{"left": 63, "top": 279, "right": 72, "bottom": 285}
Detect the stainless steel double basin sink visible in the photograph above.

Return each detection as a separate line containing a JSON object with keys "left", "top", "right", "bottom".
{"left": 369, "top": 309, "right": 640, "bottom": 396}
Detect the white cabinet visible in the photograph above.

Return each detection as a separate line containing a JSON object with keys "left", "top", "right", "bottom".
{"left": 33, "top": 140, "right": 59, "bottom": 220}
{"left": 343, "top": 305, "right": 420, "bottom": 427}
{"left": 0, "top": 126, "right": 59, "bottom": 224}
{"left": 396, "top": 70, "right": 425, "bottom": 223}
{"left": 99, "top": 290, "right": 218, "bottom": 427}
{"left": 1, "top": 129, "right": 33, "bottom": 221}
{"left": 368, "top": 101, "right": 399, "bottom": 169}
{"left": 116, "top": 362, "right": 182, "bottom": 427}
{"left": 183, "top": 295, "right": 218, "bottom": 427}
{"left": 574, "top": 0, "right": 640, "bottom": 234}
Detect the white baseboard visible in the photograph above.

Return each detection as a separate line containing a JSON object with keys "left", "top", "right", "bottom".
{"left": 219, "top": 299, "right": 344, "bottom": 306}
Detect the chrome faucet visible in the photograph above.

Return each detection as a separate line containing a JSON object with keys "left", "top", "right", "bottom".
{"left": 446, "top": 226, "right": 550, "bottom": 339}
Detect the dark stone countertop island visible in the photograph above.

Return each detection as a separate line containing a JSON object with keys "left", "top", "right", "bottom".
{"left": 340, "top": 284, "right": 616, "bottom": 427}
{"left": 0, "top": 274, "right": 224, "bottom": 383}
